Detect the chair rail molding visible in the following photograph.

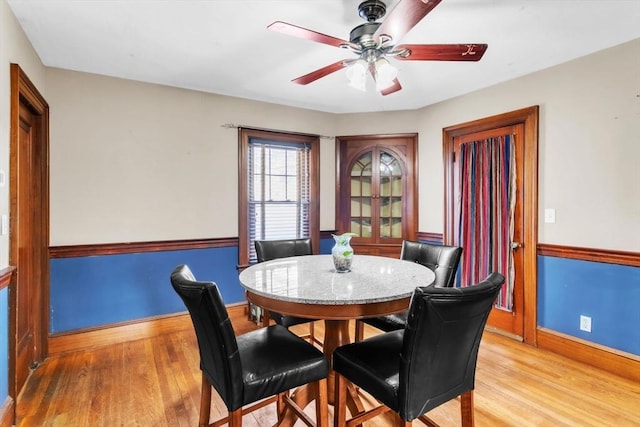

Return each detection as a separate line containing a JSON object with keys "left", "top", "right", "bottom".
{"left": 49, "top": 237, "right": 238, "bottom": 258}
{"left": 537, "top": 243, "right": 640, "bottom": 267}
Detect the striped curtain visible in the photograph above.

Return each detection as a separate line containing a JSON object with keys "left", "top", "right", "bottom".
{"left": 457, "top": 135, "right": 515, "bottom": 310}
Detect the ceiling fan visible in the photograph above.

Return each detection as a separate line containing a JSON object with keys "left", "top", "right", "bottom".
{"left": 267, "top": 0, "right": 488, "bottom": 95}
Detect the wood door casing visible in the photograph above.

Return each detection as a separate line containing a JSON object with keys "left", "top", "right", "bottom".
{"left": 336, "top": 134, "right": 418, "bottom": 258}
{"left": 10, "top": 64, "right": 50, "bottom": 402}
{"left": 444, "top": 106, "right": 538, "bottom": 345}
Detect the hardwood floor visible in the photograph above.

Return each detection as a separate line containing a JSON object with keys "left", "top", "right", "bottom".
{"left": 16, "top": 316, "right": 640, "bottom": 426}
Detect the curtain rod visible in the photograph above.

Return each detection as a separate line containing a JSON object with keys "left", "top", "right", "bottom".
{"left": 220, "top": 123, "right": 334, "bottom": 140}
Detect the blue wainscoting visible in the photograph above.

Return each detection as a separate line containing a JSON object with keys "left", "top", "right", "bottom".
{"left": 319, "top": 237, "right": 335, "bottom": 255}
{"left": 50, "top": 246, "right": 240, "bottom": 333}
{"left": 50, "top": 238, "right": 335, "bottom": 334}
{"left": 49, "top": 240, "right": 639, "bottom": 357}
{"left": 0, "top": 288, "right": 8, "bottom": 401}
{"left": 538, "top": 255, "right": 640, "bottom": 355}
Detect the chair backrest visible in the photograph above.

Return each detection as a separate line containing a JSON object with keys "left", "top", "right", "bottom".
{"left": 400, "top": 240, "right": 462, "bottom": 288}
{"left": 255, "top": 238, "right": 313, "bottom": 262}
{"left": 170, "top": 264, "right": 243, "bottom": 411}
{"left": 399, "top": 272, "right": 504, "bottom": 420}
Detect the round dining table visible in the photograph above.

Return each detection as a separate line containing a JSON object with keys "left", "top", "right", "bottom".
{"left": 239, "top": 254, "right": 435, "bottom": 425}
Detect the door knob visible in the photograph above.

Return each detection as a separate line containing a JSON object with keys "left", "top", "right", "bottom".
{"left": 510, "top": 242, "right": 522, "bottom": 250}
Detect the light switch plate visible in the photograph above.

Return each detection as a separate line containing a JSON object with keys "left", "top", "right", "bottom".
{"left": 1, "top": 214, "right": 7, "bottom": 235}
{"left": 544, "top": 208, "right": 556, "bottom": 223}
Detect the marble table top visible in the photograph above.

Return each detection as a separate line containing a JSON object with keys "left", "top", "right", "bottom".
{"left": 239, "top": 254, "right": 435, "bottom": 305}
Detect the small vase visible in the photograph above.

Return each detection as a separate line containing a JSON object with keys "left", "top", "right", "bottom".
{"left": 332, "top": 233, "right": 355, "bottom": 273}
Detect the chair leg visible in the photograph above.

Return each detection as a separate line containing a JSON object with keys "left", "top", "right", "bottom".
{"left": 334, "top": 373, "right": 348, "bottom": 427}
{"left": 199, "top": 373, "right": 212, "bottom": 427}
{"left": 228, "top": 408, "right": 243, "bottom": 427}
{"left": 309, "top": 321, "right": 315, "bottom": 344}
{"left": 460, "top": 390, "right": 475, "bottom": 427}
{"left": 276, "top": 391, "right": 288, "bottom": 423}
{"left": 392, "top": 412, "right": 412, "bottom": 427}
{"left": 262, "top": 309, "right": 271, "bottom": 327}
{"left": 354, "top": 320, "right": 364, "bottom": 342}
{"left": 315, "top": 377, "right": 329, "bottom": 427}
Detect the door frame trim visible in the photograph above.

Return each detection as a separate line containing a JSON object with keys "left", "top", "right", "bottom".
{"left": 9, "top": 64, "right": 50, "bottom": 400}
{"left": 335, "top": 133, "right": 419, "bottom": 249}
{"left": 443, "top": 106, "right": 539, "bottom": 345}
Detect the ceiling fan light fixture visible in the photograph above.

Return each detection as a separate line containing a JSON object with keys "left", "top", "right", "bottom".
{"left": 346, "top": 59, "right": 368, "bottom": 91}
{"left": 271, "top": 0, "right": 488, "bottom": 96}
{"left": 374, "top": 57, "right": 397, "bottom": 91}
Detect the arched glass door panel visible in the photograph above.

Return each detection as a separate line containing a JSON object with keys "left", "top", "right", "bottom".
{"left": 337, "top": 134, "right": 417, "bottom": 258}
{"left": 379, "top": 151, "right": 403, "bottom": 238}
{"left": 350, "top": 152, "right": 372, "bottom": 238}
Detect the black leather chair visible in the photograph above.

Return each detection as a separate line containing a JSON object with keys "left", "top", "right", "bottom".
{"left": 355, "top": 240, "right": 463, "bottom": 341}
{"left": 333, "top": 272, "right": 505, "bottom": 427}
{"left": 254, "top": 238, "right": 321, "bottom": 346}
{"left": 170, "top": 264, "right": 329, "bottom": 427}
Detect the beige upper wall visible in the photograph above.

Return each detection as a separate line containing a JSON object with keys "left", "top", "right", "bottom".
{"left": 46, "top": 69, "right": 338, "bottom": 244}
{"left": 337, "top": 39, "right": 640, "bottom": 252}
{"left": 0, "top": 0, "right": 46, "bottom": 267}
{"left": 419, "top": 38, "right": 640, "bottom": 251}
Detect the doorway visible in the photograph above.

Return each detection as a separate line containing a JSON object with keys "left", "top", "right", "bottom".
{"left": 9, "top": 64, "right": 50, "bottom": 401}
{"left": 443, "top": 106, "right": 538, "bottom": 345}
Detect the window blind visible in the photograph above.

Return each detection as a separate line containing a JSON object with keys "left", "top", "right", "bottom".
{"left": 247, "top": 138, "right": 311, "bottom": 263}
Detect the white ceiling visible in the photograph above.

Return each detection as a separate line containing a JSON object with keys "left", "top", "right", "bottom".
{"left": 7, "top": 0, "right": 640, "bottom": 114}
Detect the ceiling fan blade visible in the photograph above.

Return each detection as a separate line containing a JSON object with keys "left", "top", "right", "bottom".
{"left": 268, "top": 21, "right": 350, "bottom": 48}
{"left": 395, "top": 44, "right": 488, "bottom": 61}
{"left": 373, "top": 0, "right": 442, "bottom": 44}
{"left": 381, "top": 78, "right": 402, "bottom": 96}
{"left": 292, "top": 60, "right": 349, "bottom": 85}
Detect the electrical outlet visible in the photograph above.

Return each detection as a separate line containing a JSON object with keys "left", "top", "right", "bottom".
{"left": 580, "top": 315, "right": 592, "bottom": 333}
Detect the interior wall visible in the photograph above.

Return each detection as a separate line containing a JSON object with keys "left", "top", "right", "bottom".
{"left": 46, "top": 39, "right": 640, "bottom": 252}
{"left": 360, "top": 38, "right": 638, "bottom": 252}
{"left": 45, "top": 69, "right": 338, "bottom": 245}
{"left": 0, "top": 0, "right": 46, "bottom": 265}
{"left": 0, "top": 0, "right": 47, "bottom": 408}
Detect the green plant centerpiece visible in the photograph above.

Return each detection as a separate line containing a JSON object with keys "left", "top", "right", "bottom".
{"left": 331, "top": 232, "right": 357, "bottom": 273}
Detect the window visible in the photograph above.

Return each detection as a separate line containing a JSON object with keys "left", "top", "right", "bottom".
{"left": 239, "top": 128, "right": 319, "bottom": 266}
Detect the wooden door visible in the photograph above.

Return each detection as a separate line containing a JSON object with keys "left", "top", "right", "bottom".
{"left": 336, "top": 134, "right": 417, "bottom": 258}
{"left": 14, "top": 104, "right": 38, "bottom": 392}
{"left": 444, "top": 107, "right": 538, "bottom": 344}
{"left": 453, "top": 125, "right": 524, "bottom": 337}
{"left": 10, "top": 64, "right": 50, "bottom": 401}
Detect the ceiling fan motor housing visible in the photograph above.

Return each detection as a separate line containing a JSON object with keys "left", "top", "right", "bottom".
{"left": 350, "top": 22, "right": 381, "bottom": 48}
{"left": 358, "top": 0, "right": 387, "bottom": 22}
